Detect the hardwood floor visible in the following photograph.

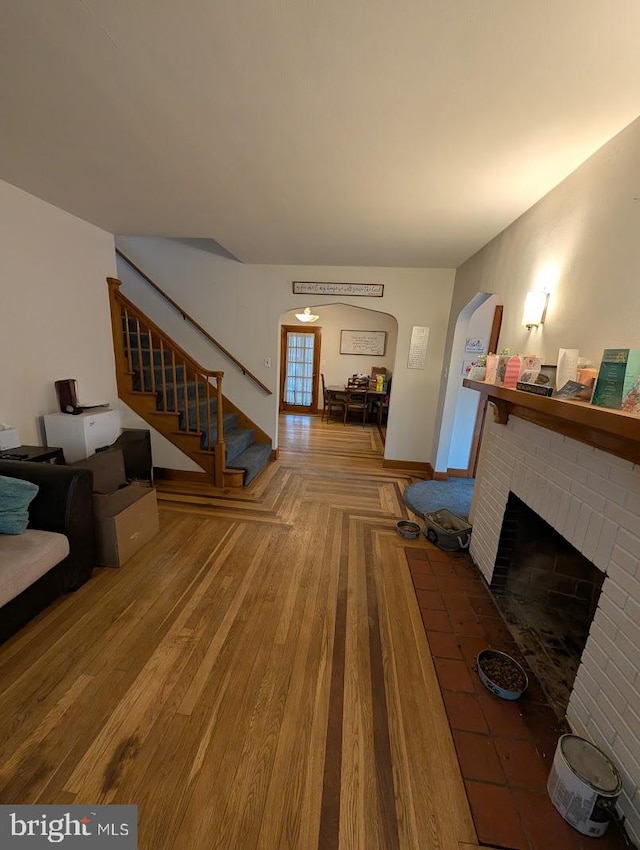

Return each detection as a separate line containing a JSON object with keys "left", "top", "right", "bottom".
{"left": 0, "top": 415, "right": 477, "bottom": 849}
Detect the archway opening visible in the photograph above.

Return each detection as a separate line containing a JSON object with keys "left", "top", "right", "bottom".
{"left": 435, "top": 293, "right": 502, "bottom": 477}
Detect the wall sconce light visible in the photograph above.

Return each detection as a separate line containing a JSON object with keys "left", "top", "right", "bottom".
{"left": 522, "top": 290, "right": 549, "bottom": 329}
{"left": 295, "top": 306, "right": 319, "bottom": 323}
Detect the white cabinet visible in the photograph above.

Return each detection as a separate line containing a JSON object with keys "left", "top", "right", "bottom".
{"left": 43, "top": 410, "right": 122, "bottom": 463}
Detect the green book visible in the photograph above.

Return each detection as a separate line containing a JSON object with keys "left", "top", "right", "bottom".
{"left": 591, "top": 349, "right": 640, "bottom": 411}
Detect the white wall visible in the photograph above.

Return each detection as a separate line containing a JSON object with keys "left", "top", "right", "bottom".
{"left": 115, "top": 236, "right": 455, "bottom": 469}
{"left": 281, "top": 303, "right": 397, "bottom": 406}
{"left": 0, "top": 180, "right": 117, "bottom": 446}
{"left": 444, "top": 115, "right": 640, "bottom": 373}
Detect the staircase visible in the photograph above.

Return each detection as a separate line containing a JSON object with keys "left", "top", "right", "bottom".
{"left": 107, "top": 277, "right": 272, "bottom": 487}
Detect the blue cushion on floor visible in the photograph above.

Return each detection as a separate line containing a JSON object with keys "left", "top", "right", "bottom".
{"left": 403, "top": 478, "right": 474, "bottom": 520}
{"left": 0, "top": 475, "right": 39, "bottom": 535}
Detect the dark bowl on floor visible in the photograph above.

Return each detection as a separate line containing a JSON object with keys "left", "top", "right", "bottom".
{"left": 396, "top": 520, "right": 421, "bottom": 539}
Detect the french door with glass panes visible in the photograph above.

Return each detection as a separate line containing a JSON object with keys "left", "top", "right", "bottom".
{"left": 280, "top": 325, "right": 321, "bottom": 413}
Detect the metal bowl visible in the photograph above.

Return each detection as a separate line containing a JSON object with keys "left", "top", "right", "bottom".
{"left": 476, "top": 649, "right": 528, "bottom": 700}
{"left": 396, "top": 520, "right": 421, "bottom": 539}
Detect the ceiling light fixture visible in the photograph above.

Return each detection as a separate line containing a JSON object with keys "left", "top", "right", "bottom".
{"left": 522, "top": 290, "right": 549, "bottom": 330}
{"left": 295, "top": 306, "right": 319, "bottom": 323}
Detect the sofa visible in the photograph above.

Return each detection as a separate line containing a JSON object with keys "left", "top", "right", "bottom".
{"left": 0, "top": 460, "right": 96, "bottom": 644}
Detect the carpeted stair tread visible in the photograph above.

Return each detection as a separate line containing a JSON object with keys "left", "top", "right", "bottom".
{"left": 197, "top": 412, "right": 239, "bottom": 447}
{"left": 225, "top": 428, "right": 257, "bottom": 464}
{"left": 168, "top": 388, "right": 218, "bottom": 419}
{"left": 226, "top": 442, "right": 272, "bottom": 485}
{"left": 403, "top": 478, "right": 474, "bottom": 520}
{"left": 170, "top": 380, "right": 217, "bottom": 398}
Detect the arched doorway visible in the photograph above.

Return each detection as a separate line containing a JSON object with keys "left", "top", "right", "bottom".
{"left": 278, "top": 302, "right": 398, "bottom": 427}
{"left": 435, "top": 293, "right": 502, "bottom": 477}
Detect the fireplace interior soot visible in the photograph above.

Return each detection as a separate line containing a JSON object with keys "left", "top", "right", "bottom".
{"left": 491, "top": 493, "right": 605, "bottom": 720}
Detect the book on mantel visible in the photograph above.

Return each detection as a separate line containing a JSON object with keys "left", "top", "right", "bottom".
{"left": 552, "top": 381, "right": 590, "bottom": 400}
{"left": 591, "top": 349, "right": 640, "bottom": 412}
{"left": 516, "top": 381, "right": 553, "bottom": 397}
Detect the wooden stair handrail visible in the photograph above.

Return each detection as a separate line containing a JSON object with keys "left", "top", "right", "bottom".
{"left": 115, "top": 249, "right": 272, "bottom": 395}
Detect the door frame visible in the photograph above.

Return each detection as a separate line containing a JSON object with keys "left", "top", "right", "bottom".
{"left": 279, "top": 325, "right": 322, "bottom": 413}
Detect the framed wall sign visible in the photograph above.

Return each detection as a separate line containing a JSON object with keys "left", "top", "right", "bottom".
{"left": 340, "top": 329, "right": 387, "bottom": 356}
{"left": 407, "top": 326, "right": 430, "bottom": 369}
{"left": 293, "top": 281, "right": 384, "bottom": 297}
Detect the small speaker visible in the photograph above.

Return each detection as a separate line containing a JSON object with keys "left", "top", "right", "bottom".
{"left": 55, "top": 379, "right": 79, "bottom": 413}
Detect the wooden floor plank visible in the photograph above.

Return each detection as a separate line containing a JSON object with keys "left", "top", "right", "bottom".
{"left": 0, "top": 414, "right": 475, "bottom": 849}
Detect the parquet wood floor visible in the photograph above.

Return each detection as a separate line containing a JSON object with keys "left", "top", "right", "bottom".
{"left": 0, "top": 415, "right": 477, "bottom": 849}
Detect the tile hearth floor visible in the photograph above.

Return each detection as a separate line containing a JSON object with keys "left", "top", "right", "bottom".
{"left": 404, "top": 545, "right": 628, "bottom": 850}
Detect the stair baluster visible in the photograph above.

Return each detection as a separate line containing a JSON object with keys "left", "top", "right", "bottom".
{"left": 159, "top": 339, "right": 168, "bottom": 412}
{"left": 194, "top": 375, "right": 201, "bottom": 435}
{"left": 148, "top": 329, "right": 156, "bottom": 395}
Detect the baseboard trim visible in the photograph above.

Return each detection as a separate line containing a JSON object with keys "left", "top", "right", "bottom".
{"left": 153, "top": 467, "right": 210, "bottom": 483}
{"left": 432, "top": 468, "right": 473, "bottom": 481}
{"left": 382, "top": 459, "right": 433, "bottom": 478}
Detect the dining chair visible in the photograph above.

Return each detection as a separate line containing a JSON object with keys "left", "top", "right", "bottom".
{"left": 321, "top": 373, "right": 328, "bottom": 420}
{"left": 344, "top": 387, "right": 368, "bottom": 426}
{"left": 321, "top": 374, "right": 346, "bottom": 422}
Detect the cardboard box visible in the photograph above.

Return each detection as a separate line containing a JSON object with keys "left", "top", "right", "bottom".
{"left": 93, "top": 484, "right": 159, "bottom": 567}
{"left": 74, "top": 448, "right": 127, "bottom": 494}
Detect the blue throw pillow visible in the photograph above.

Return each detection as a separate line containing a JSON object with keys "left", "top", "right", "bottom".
{"left": 0, "top": 475, "right": 39, "bottom": 535}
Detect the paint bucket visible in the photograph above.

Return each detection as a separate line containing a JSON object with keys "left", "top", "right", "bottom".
{"left": 547, "top": 734, "right": 621, "bottom": 837}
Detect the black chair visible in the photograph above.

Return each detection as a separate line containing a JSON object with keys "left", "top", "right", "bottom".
{"left": 344, "top": 388, "right": 368, "bottom": 426}
{"left": 321, "top": 374, "right": 346, "bottom": 422}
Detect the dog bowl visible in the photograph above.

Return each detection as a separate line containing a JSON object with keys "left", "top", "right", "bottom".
{"left": 396, "top": 520, "right": 421, "bottom": 539}
{"left": 477, "top": 649, "right": 528, "bottom": 700}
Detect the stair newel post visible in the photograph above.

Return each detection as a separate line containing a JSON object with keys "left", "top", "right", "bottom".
{"left": 204, "top": 377, "right": 212, "bottom": 457}
{"left": 202, "top": 375, "right": 216, "bottom": 464}
{"left": 107, "top": 277, "right": 129, "bottom": 396}
{"left": 214, "top": 373, "right": 224, "bottom": 487}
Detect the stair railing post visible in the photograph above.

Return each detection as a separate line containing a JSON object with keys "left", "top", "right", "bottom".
{"left": 107, "top": 277, "right": 129, "bottom": 396}
{"left": 214, "top": 374, "right": 225, "bottom": 487}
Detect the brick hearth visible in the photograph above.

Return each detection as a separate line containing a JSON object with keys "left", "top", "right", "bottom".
{"left": 470, "top": 414, "right": 640, "bottom": 845}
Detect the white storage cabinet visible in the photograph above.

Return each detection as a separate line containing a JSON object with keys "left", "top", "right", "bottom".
{"left": 43, "top": 410, "right": 121, "bottom": 463}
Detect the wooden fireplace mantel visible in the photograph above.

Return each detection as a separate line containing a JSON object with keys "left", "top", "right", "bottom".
{"left": 463, "top": 379, "right": 640, "bottom": 465}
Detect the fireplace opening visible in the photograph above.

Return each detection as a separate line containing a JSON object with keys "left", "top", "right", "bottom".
{"left": 490, "top": 493, "right": 605, "bottom": 720}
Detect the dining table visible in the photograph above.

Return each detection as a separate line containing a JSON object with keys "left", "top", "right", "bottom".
{"left": 326, "top": 384, "right": 388, "bottom": 424}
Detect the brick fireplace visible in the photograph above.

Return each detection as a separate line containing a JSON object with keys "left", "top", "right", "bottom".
{"left": 470, "top": 411, "right": 640, "bottom": 845}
